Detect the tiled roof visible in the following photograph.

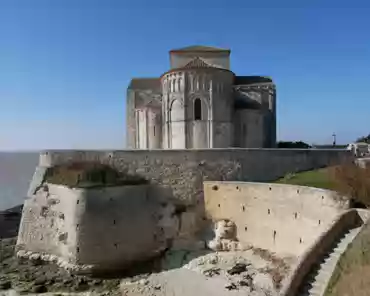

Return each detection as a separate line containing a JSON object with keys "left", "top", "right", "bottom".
{"left": 170, "top": 45, "right": 230, "bottom": 53}
{"left": 234, "top": 76, "right": 273, "bottom": 85}
{"left": 128, "top": 78, "right": 161, "bottom": 90}
{"left": 182, "top": 57, "right": 212, "bottom": 69}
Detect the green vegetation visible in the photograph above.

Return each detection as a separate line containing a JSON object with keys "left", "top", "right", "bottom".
{"left": 277, "top": 163, "right": 370, "bottom": 295}
{"left": 356, "top": 134, "right": 370, "bottom": 143}
{"left": 276, "top": 162, "right": 370, "bottom": 208}
{"left": 277, "top": 141, "right": 311, "bottom": 148}
{"left": 324, "top": 221, "right": 370, "bottom": 296}
{"left": 275, "top": 168, "right": 336, "bottom": 190}
{"left": 45, "top": 162, "right": 148, "bottom": 188}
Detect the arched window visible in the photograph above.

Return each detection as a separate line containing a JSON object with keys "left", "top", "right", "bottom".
{"left": 194, "top": 98, "right": 202, "bottom": 120}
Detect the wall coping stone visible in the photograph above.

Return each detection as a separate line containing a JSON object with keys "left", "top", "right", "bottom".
{"left": 280, "top": 209, "right": 370, "bottom": 296}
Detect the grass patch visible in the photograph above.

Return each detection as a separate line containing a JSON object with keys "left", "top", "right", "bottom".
{"left": 276, "top": 162, "right": 370, "bottom": 295}
{"left": 275, "top": 168, "right": 336, "bottom": 190}
{"left": 324, "top": 221, "right": 370, "bottom": 296}
{"left": 45, "top": 162, "right": 148, "bottom": 188}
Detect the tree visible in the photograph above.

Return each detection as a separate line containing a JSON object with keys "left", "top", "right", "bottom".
{"left": 277, "top": 141, "right": 311, "bottom": 149}
{"left": 356, "top": 134, "right": 370, "bottom": 143}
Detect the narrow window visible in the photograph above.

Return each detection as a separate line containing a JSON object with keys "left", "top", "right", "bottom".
{"left": 194, "top": 98, "right": 202, "bottom": 120}
{"left": 153, "top": 126, "right": 156, "bottom": 136}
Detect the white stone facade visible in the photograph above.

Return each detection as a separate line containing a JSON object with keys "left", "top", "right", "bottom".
{"left": 126, "top": 45, "right": 277, "bottom": 149}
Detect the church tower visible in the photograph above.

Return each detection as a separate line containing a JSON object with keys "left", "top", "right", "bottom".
{"left": 161, "top": 46, "right": 235, "bottom": 149}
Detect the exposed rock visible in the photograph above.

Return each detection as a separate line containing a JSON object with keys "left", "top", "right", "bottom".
{"left": 227, "top": 263, "right": 248, "bottom": 275}
{"left": 207, "top": 220, "right": 244, "bottom": 252}
{"left": 225, "top": 282, "right": 238, "bottom": 290}
{"left": 203, "top": 267, "right": 221, "bottom": 277}
{"left": 0, "top": 205, "right": 22, "bottom": 239}
{"left": 0, "top": 281, "right": 12, "bottom": 290}
{"left": 32, "top": 284, "right": 48, "bottom": 293}
{"left": 253, "top": 273, "right": 275, "bottom": 294}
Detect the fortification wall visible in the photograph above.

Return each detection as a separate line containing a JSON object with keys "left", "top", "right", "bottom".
{"left": 17, "top": 183, "right": 180, "bottom": 272}
{"left": 17, "top": 184, "right": 80, "bottom": 263}
{"left": 203, "top": 182, "right": 349, "bottom": 257}
{"left": 36, "top": 149, "right": 350, "bottom": 207}
{"left": 22, "top": 148, "right": 350, "bottom": 262}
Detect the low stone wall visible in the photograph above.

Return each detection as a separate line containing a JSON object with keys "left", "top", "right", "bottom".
{"left": 203, "top": 182, "right": 349, "bottom": 257}
{"left": 16, "top": 183, "right": 180, "bottom": 273}
{"left": 33, "top": 149, "right": 350, "bottom": 206}
{"left": 280, "top": 209, "right": 369, "bottom": 296}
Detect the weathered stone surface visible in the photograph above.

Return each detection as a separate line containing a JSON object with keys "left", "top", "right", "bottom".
{"left": 39, "top": 149, "right": 350, "bottom": 206}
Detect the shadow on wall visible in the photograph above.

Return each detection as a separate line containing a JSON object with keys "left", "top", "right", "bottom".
{"left": 203, "top": 181, "right": 349, "bottom": 258}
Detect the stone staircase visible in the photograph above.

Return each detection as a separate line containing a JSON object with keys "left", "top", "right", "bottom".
{"left": 297, "top": 226, "right": 362, "bottom": 296}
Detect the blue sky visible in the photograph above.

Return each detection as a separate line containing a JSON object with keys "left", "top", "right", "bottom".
{"left": 1, "top": 0, "right": 370, "bottom": 150}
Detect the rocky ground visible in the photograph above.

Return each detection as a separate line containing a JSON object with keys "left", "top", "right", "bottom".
{"left": 0, "top": 205, "right": 294, "bottom": 296}
{"left": 0, "top": 237, "right": 123, "bottom": 295}
{"left": 120, "top": 248, "right": 293, "bottom": 296}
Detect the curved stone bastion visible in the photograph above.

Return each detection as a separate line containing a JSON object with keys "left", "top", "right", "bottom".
{"left": 203, "top": 181, "right": 350, "bottom": 258}
{"left": 16, "top": 183, "right": 182, "bottom": 274}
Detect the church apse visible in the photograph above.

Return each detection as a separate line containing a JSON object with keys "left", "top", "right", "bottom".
{"left": 127, "top": 45, "right": 276, "bottom": 149}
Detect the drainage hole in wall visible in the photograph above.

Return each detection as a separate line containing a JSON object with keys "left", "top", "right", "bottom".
{"left": 294, "top": 212, "right": 298, "bottom": 219}
{"left": 218, "top": 204, "right": 221, "bottom": 208}
{"left": 114, "top": 243, "right": 118, "bottom": 248}
{"left": 236, "top": 186, "right": 239, "bottom": 190}
{"left": 269, "top": 187, "right": 272, "bottom": 191}
{"left": 212, "top": 185, "right": 219, "bottom": 191}
{"left": 297, "top": 189, "right": 300, "bottom": 194}
{"left": 113, "top": 220, "right": 116, "bottom": 225}
{"left": 299, "top": 238, "right": 302, "bottom": 244}
{"left": 244, "top": 226, "right": 248, "bottom": 231}
{"left": 268, "top": 209, "right": 271, "bottom": 214}
{"left": 318, "top": 220, "right": 321, "bottom": 225}
{"left": 76, "top": 247, "right": 80, "bottom": 253}
{"left": 322, "top": 196, "right": 324, "bottom": 200}
{"left": 242, "top": 205, "right": 245, "bottom": 212}
{"left": 76, "top": 224, "right": 79, "bottom": 230}
{"left": 76, "top": 200, "right": 80, "bottom": 205}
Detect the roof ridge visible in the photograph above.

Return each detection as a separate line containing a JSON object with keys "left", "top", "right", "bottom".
{"left": 170, "top": 45, "right": 230, "bottom": 53}
{"left": 183, "top": 57, "right": 212, "bottom": 69}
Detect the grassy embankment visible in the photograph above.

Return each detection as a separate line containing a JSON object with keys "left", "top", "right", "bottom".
{"left": 275, "top": 164, "right": 370, "bottom": 296}
{"left": 274, "top": 167, "right": 336, "bottom": 190}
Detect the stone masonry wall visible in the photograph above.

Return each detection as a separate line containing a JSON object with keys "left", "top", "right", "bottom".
{"left": 203, "top": 181, "right": 349, "bottom": 257}
{"left": 36, "top": 149, "right": 350, "bottom": 207}
{"left": 17, "top": 183, "right": 181, "bottom": 273}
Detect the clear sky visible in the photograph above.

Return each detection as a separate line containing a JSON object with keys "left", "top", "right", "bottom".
{"left": 1, "top": 0, "right": 370, "bottom": 150}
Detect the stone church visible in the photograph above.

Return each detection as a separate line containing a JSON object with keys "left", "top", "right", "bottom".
{"left": 126, "top": 46, "right": 276, "bottom": 149}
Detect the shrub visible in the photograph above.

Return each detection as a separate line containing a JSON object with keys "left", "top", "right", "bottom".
{"left": 45, "top": 162, "right": 148, "bottom": 188}
{"left": 329, "top": 161, "right": 370, "bottom": 208}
